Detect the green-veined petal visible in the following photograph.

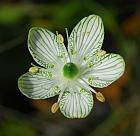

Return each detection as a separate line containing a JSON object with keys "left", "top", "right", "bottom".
{"left": 68, "top": 14, "right": 104, "bottom": 63}
{"left": 28, "top": 27, "right": 69, "bottom": 68}
{"left": 82, "top": 53, "right": 125, "bottom": 88}
{"left": 59, "top": 86, "right": 93, "bottom": 118}
{"left": 18, "top": 68, "right": 60, "bottom": 99}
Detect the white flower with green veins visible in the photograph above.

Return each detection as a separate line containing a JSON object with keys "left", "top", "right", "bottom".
{"left": 18, "top": 14, "right": 125, "bottom": 118}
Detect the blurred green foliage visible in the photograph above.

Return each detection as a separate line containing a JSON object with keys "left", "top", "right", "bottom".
{"left": 0, "top": 120, "right": 37, "bottom": 136}
{"left": 0, "top": 5, "right": 25, "bottom": 25}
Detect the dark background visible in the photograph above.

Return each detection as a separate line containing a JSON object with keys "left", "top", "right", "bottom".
{"left": 0, "top": 0, "right": 140, "bottom": 136}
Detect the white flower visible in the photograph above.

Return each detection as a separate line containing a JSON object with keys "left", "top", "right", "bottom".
{"left": 18, "top": 14, "right": 125, "bottom": 118}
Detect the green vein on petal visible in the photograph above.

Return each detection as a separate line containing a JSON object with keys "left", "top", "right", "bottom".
{"left": 59, "top": 86, "right": 93, "bottom": 118}
{"left": 28, "top": 27, "right": 69, "bottom": 68}
{"left": 68, "top": 14, "right": 104, "bottom": 64}
{"left": 82, "top": 53, "right": 125, "bottom": 88}
{"left": 18, "top": 68, "right": 60, "bottom": 99}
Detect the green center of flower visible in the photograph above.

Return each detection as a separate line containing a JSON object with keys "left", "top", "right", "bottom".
{"left": 63, "top": 63, "right": 79, "bottom": 79}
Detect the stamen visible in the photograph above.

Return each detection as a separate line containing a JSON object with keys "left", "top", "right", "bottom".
{"left": 77, "top": 79, "right": 97, "bottom": 94}
{"left": 51, "top": 85, "right": 66, "bottom": 114}
{"left": 51, "top": 102, "right": 59, "bottom": 113}
{"left": 31, "top": 63, "right": 42, "bottom": 68}
{"left": 29, "top": 63, "right": 43, "bottom": 73}
{"left": 56, "top": 31, "right": 58, "bottom": 36}
{"left": 56, "top": 31, "right": 59, "bottom": 43}
{"left": 96, "top": 92, "right": 105, "bottom": 102}
{"left": 31, "top": 62, "right": 37, "bottom": 67}
{"left": 65, "top": 28, "right": 69, "bottom": 41}
{"left": 29, "top": 67, "right": 39, "bottom": 73}
{"left": 97, "top": 50, "right": 106, "bottom": 56}
{"left": 58, "top": 34, "right": 64, "bottom": 44}
{"left": 77, "top": 79, "right": 105, "bottom": 102}
{"left": 56, "top": 31, "right": 64, "bottom": 44}
{"left": 57, "top": 87, "right": 65, "bottom": 103}
{"left": 65, "top": 28, "right": 71, "bottom": 62}
{"left": 59, "top": 34, "right": 64, "bottom": 44}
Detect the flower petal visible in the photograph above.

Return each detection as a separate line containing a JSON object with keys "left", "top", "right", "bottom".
{"left": 68, "top": 14, "right": 104, "bottom": 63}
{"left": 18, "top": 68, "right": 60, "bottom": 99}
{"left": 82, "top": 53, "right": 125, "bottom": 88}
{"left": 28, "top": 27, "right": 69, "bottom": 68}
{"left": 59, "top": 86, "right": 93, "bottom": 118}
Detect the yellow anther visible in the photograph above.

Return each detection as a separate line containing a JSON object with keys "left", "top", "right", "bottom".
{"left": 97, "top": 50, "right": 106, "bottom": 56}
{"left": 57, "top": 33, "right": 64, "bottom": 44}
{"left": 29, "top": 67, "right": 39, "bottom": 73}
{"left": 51, "top": 102, "right": 59, "bottom": 113}
{"left": 96, "top": 92, "right": 105, "bottom": 102}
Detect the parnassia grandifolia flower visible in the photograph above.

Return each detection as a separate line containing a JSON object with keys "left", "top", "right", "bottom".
{"left": 18, "top": 14, "right": 125, "bottom": 118}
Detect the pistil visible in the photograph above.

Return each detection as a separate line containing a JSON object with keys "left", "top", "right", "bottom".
{"left": 63, "top": 63, "right": 79, "bottom": 79}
